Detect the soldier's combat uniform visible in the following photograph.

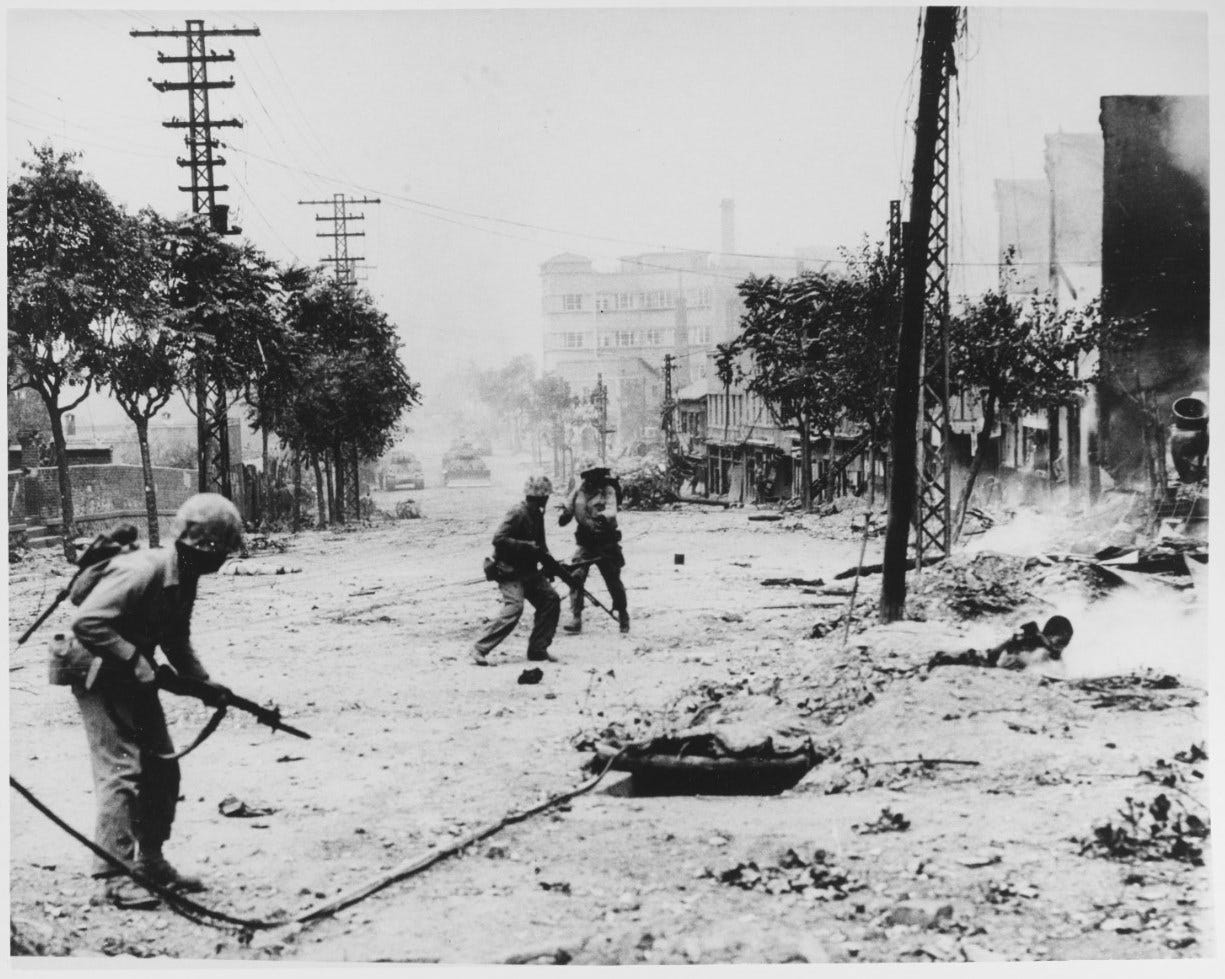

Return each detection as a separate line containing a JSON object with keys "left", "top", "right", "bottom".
{"left": 66, "top": 493, "right": 241, "bottom": 909}
{"left": 559, "top": 462, "right": 629, "bottom": 634}
{"left": 472, "top": 476, "right": 561, "bottom": 665}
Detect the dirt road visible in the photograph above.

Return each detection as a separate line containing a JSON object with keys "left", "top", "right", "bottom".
{"left": 8, "top": 452, "right": 1212, "bottom": 962}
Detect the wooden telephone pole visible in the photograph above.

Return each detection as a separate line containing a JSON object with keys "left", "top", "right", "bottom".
{"left": 880, "top": 6, "right": 959, "bottom": 623}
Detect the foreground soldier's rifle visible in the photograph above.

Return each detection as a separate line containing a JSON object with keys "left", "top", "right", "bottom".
{"left": 156, "top": 665, "right": 311, "bottom": 740}
{"left": 539, "top": 553, "right": 619, "bottom": 623}
{"left": 17, "top": 525, "right": 139, "bottom": 646}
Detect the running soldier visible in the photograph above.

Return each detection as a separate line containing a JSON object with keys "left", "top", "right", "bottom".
{"left": 559, "top": 459, "right": 630, "bottom": 634}
{"left": 472, "top": 475, "right": 562, "bottom": 666}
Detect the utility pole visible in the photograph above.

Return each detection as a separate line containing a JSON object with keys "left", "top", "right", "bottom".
{"left": 298, "top": 193, "right": 381, "bottom": 288}
{"left": 880, "top": 6, "right": 959, "bottom": 623}
{"left": 914, "top": 16, "right": 955, "bottom": 570}
{"left": 133, "top": 18, "right": 259, "bottom": 498}
{"left": 297, "top": 194, "right": 380, "bottom": 521}
{"left": 662, "top": 354, "right": 678, "bottom": 452}
{"left": 592, "top": 373, "right": 610, "bottom": 463}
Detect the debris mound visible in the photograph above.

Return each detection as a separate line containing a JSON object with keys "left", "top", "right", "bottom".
{"left": 1076, "top": 792, "right": 1209, "bottom": 866}
{"left": 617, "top": 454, "right": 677, "bottom": 510}
{"left": 709, "top": 847, "right": 864, "bottom": 900}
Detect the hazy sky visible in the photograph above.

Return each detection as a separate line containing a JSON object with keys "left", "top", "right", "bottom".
{"left": 6, "top": 2, "right": 1211, "bottom": 402}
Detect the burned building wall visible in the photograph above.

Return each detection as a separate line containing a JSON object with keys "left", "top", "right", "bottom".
{"left": 1098, "top": 95, "right": 1209, "bottom": 485}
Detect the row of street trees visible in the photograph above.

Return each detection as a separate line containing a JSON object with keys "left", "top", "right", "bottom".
{"left": 717, "top": 240, "right": 1144, "bottom": 527}
{"left": 716, "top": 241, "right": 901, "bottom": 509}
{"left": 8, "top": 145, "right": 419, "bottom": 558}
{"left": 475, "top": 355, "right": 597, "bottom": 474}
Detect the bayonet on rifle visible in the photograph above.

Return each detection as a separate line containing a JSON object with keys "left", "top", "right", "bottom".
{"left": 156, "top": 665, "right": 311, "bottom": 740}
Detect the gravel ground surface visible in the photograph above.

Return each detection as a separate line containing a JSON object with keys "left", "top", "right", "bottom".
{"left": 8, "top": 450, "right": 1214, "bottom": 965}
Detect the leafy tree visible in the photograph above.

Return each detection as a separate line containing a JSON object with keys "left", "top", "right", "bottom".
{"left": 157, "top": 214, "right": 279, "bottom": 493}
{"left": 260, "top": 276, "right": 420, "bottom": 526}
{"left": 529, "top": 372, "right": 586, "bottom": 477}
{"left": 7, "top": 146, "right": 131, "bottom": 559}
{"left": 948, "top": 281, "right": 1140, "bottom": 540}
{"left": 716, "top": 274, "right": 841, "bottom": 509}
{"left": 91, "top": 208, "right": 191, "bottom": 545}
{"left": 476, "top": 354, "right": 537, "bottom": 451}
{"left": 820, "top": 241, "right": 901, "bottom": 469}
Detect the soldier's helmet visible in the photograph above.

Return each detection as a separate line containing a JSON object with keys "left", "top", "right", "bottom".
{"left": 577, "top": 457, "right": 610, "bottom": 478}
{"left": 523, "top": 475, "right": 554, "bottom": 497}
{"left": 172, "top": 493, "right": 244, "bottom": 554}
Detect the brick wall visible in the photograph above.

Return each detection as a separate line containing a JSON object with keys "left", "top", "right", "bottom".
{"left": 13, "top": 464, "right": 196, "bottom": 526}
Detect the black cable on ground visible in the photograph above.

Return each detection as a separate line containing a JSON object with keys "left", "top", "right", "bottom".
{"left": 8, "top": 776, "right": 280, "bottom": 932}
{"left": 10, "top": 750, "right": 626, "bottom": 936}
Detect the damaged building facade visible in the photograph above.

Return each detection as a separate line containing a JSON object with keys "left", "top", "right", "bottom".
{"left": 1097, "top": 95, "right": 1209, "bottom": 494}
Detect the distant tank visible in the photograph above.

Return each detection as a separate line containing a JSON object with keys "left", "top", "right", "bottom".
{"left": 442, "top": 440, "right": 492, "bottom": 487}
{"left": 379, "top": 450, "right": 426, "bottom": 491}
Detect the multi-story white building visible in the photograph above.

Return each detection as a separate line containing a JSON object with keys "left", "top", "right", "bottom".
{"left": 541, "top": 200, "right": 828, "bottom": 452}
{"left": 539, "top": 249, "right": 719, "bottom": 448}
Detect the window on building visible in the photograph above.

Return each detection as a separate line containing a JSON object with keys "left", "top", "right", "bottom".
{"left": 642, "top": 329, "right": 664, "bottom": 345}
{"left": 595, "top": 296, "right": 610, "bottom": 312}
{"left": 560, "top": 332, "right": 584, "bottom": 348}
{"left": 615, "top": 330, "right": 637, "bottom": 347}
{"left": 616, "top": 292, "right": 632, "bottom": 310}
{"left": 562, "top": 294, "right": 583, "bottom": 311}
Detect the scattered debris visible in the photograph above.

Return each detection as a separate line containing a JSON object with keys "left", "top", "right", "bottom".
{"left": 517, "top": 668, "right": 544, "bottom": 685}
{"left": 1076, "top": 793, "right": 1209, "bottom": 866}
{"left": 833, "top": 554, "right": 944, "bottom": 580}
{"left": 1051, "top": 672, "right": 1199, "bottom": 712}
{"left": 710, "top": 847, "right": 864, "bottom": 900}
{"left": 760, "top": 576, "right": 825, "bottom": 587}
{"left": 852, "top": 808, "right": 910, "bottom": 835}
{"left": 218, "top": 796, "right": 278, "bottom": 819}
{"left": 882, "top": 900, "right": 953, "bottom": 928}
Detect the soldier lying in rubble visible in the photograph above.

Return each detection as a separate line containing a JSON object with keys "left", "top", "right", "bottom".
{"left": 927, "top": 615, "right": 1074, "bottom": 671}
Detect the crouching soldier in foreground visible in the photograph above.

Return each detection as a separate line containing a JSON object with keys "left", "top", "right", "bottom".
{"left": 68, "top": 493, "right": 243, "bottom": 909}
{"left": 472, "top": 475, "right": 562, "bottom": 666}
{"left": 559, "top": 459, "right": 629, "bottom": 634}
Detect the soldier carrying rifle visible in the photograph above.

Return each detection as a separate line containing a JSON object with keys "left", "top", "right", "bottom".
{"left": 472, "top": 475, "right": 562, "bottom": 666}
{"left": 56, "top": 494, "right": 244, "bottom": 909}
{"left": 559, "top": 459, "right": 630, "bottom": 635}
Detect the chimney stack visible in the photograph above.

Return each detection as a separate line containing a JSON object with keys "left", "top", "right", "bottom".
{"left": 720, "top": 198, "right": 736, "bottom": 258}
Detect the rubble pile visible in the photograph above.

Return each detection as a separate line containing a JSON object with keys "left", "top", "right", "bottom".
{"left": 1076, "top": 792, "right": 1209, "bottom": 866}
{"left": 707, "top": 847, "right": 864, "bottom": 901}
{"left": 1046, "top": 673, "right": 1200, "bottom": 712}
{"left": 617, "top": 454, "right": 678, "bottom": 510}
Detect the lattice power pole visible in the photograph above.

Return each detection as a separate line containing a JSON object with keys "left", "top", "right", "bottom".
{"left": 297, "top": 194, "right": 381, "bottom": 521}
{"left": 661, "top": 354, "right": 678, "bottom": 452}
{"left": 880, "top": 6, "right": 959, "bottom": 622}
{"left": 914, "top": 21, "right": 956, "bottom": 566}
{"left": 592, "top": 374, "right": 610, "bottom": 464}
{"left": 132, "top": 19, "right": 260, "bottom": 497}
{"left": 298, "top": 193, "right": 381, "bottom": 287}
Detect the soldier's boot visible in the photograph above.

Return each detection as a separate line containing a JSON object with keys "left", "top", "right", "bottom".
{"left": 617, "top": 610, "right": 630, "bottom": 634}
{"left": 134, "top": 855, "right": 206, "bottom": 894}
{"left": 562, "top": 617, "right": 582, "bottom": 634}
{"left": 91, "top": 874, "right": 160, "bottom": 910}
